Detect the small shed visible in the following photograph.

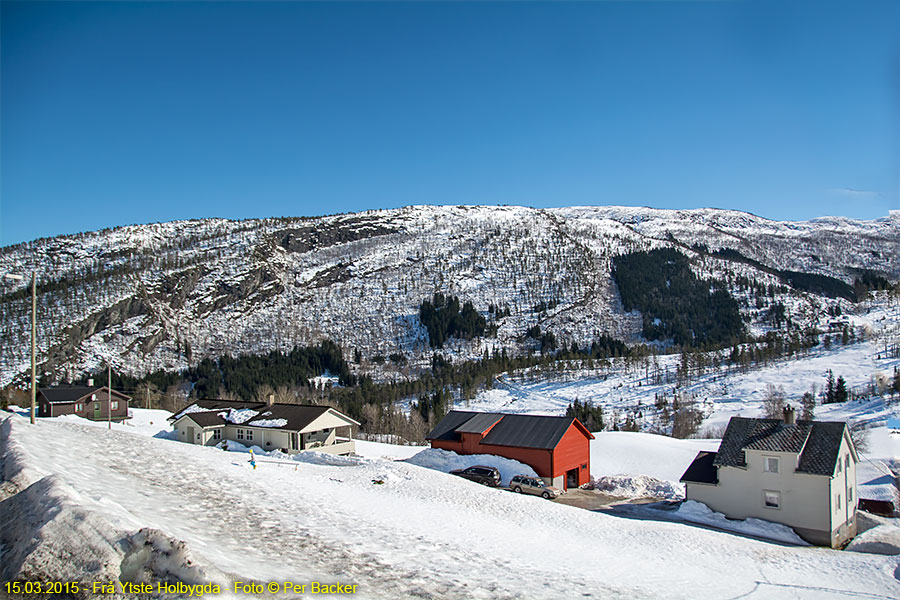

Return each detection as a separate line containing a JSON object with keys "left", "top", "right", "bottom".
{"left": 427, "top": 410, "right": 594, "bottom": 490}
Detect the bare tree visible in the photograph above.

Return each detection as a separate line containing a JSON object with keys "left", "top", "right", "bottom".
{"left": 800, "top": 385, "right": 816, "bottom": 421}
{"left": 762, "top": 384, "right": 786, "bottom": 420}
{"left": 850, "top": 423, "right": 870, "bottom": 453}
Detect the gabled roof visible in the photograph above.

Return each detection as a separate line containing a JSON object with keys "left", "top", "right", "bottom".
{"left": 39, "top": 386, "right": 131, "bottom": 404}
{"left": 426, "top": 410, "right": 594, "bottom": 450}
{"left": 455, "top": 413, "right": 503, "bottom": 434}
{"left": 714, "top": 416, "right": 851, "bottom": 476}
{"left": 170, "top": 400, "right": 359, "bottom": 432}
{"left": 680, "top": 451, "right": 719, "bottom": 484}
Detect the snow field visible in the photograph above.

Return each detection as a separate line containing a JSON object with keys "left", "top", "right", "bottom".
{"left": 3, "top": 412, "right": 900, "bottom": 599}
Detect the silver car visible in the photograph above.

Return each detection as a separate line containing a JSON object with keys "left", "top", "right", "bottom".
{"left": 509, "top": 474, "right": 561, "bottom": 499}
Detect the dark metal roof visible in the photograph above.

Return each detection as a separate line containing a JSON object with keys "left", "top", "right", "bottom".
{"left": 39, "top": 386, "right": 131, "bottom": 404}
{"left": 455, "top": 413, "right": 503, "bottom": 434}
{"left": 715, "top": 416, "right": 848, "bottom": 476}
{"left": 680, "top": 451, "right": 719, "bottom": 484}
{"left": 171, "top": 401, "right": 348, "bottom": 432}
{"left": 246, "top": 404, "right": 332, "bottom": 431}
{"left": 426, "top": 410, "right": 592, "bottom": 450}
{"left": 425, "top": 410, "right": 481, "bottom": 442}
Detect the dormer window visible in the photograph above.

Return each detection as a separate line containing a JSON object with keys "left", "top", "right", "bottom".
{"left": 764, "top": 457, "right": 779, "bottom": 473}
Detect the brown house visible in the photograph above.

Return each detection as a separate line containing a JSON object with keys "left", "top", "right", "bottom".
{"left": 426, "top": 410, "right": 594, "bottom": 490}
{"left": 37, "top": 384, "right": 131, "bottom": 422}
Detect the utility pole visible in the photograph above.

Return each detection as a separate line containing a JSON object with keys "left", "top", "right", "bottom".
{"left": 30, "top": 272, "right": 36, "bottom": 425}
{"left": 108, "top": 363, "right": 112, "bottom": 430}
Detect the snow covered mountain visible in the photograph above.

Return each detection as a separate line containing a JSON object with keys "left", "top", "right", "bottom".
{"left": 1, "top": 205, "right": 898, "bottom": 386}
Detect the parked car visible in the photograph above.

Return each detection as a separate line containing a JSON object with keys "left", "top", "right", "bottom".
{"left": 509, "top": 474, "right": 561, "bottom": 499}
{"left": 450, "top": 465, "right": 502, "bottom": 487}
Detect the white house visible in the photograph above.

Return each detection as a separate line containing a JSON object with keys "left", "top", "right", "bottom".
{"left": 168, "top": 399, "right": 359, "bottom": 456}
{"left": 680, "top": 407, "right": 858, "bottom": 547}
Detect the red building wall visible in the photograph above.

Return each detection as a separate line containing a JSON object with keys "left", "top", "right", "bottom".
{"left": 551, "top": 424, "right": 592, "bottom": 487}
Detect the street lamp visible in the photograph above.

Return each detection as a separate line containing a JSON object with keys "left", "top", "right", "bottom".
{"left": 3, "top": 272, "right": 36, "bottom": 424}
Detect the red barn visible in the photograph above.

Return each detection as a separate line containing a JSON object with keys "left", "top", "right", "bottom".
{"left": 426, "top": 410, "right": 594, "bottom": 490}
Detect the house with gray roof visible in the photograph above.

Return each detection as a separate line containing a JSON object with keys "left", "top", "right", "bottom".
{"left": 427, "top": 410, "right": 594, "bottom": 490}
{"left": 37, "top": 382, "right": 131, "bottom": 422}
{"left": 680, "top": 407, "right": 858, "bottom": 547}
{"left": 168, "top": 398, "right": 359, "bottom": 456}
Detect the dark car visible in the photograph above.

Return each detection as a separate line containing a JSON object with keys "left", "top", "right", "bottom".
{"left": 449, "top": 465, "right": 502, "bottom": 487}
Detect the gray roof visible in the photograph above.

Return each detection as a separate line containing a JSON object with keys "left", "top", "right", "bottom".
{"left": 714, "top": 416, "right": 848, "bottom": 476}
{"left": 426, "top": 410, "right": 592, "bottom": 450}
{"left": 680, "top": 451, "right": 719, "bottom": 484}
{"left": 39, "top": 386, "right": 131, "bottom": 404}
{"left": 455, "top": 412, "right": 503, "bottom": 434}
{"left": 171, "top": 400, "right": 348, "bottom": 432}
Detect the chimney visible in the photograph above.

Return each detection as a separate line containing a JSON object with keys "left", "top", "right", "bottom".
{"left": 783, "top": 405, "right": 796, "bottom": 425}
{"left": 267, "top": 394, "right": 275, "bottom": 407}
{"left": 87, "top": 378, "right": 94, "bottom": 387}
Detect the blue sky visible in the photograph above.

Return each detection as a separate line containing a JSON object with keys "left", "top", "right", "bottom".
{"left": 2, "top": 0, "right": 898, "bottom": 245}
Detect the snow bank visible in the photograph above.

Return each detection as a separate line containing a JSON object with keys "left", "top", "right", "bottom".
{"left": 672, "top": 500, "right": 809, "bottom": 546}
{"left": 354, "top": 439, "right": 425, "bottom": 460}
{"left": 0, "top": 415, "right": 233, "bottom": 593}
{"left": 846, "top": 523, "right": 900, "bottom": 555}
{"left": 218, "top": 440, "right": 364, "bottom": 467}
{"left": 591, "top": 432, "right": 719, "bottom": 482}
{"left": 404, "top": 448, "right": 538, "bottom": 485}
{"left": 592, "top": 474, "right": 684, "bottom": 500}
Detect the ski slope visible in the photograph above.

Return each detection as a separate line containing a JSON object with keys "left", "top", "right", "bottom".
{"left": 2, "top": 411, "right": 899, "bottom": 599}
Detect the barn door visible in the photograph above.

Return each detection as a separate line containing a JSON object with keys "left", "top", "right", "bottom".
{"left": 188, "top": 426, "right": 195, "bottom": 444}
{"left": 566, "top": 468, "right": 578, "bottom": 490}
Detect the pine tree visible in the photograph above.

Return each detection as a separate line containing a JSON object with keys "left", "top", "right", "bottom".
{"left": 834, "top": 376, "right": 849, "bottom": 403}
{"left": 825, "top": 370, "right": 835, "bottom": 404}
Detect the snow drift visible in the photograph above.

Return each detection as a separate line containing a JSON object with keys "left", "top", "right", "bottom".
{"left": 404, "top": 447, "right": 538, "bottom": 486}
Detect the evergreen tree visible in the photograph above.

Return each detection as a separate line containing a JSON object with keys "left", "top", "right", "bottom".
{"left": 825, "top": 370, "right": 835, "bottom": 404}
{"left": 834, "top": 376, "right": 849, "bottom": 403}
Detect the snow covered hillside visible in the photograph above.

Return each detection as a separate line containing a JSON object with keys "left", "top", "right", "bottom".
{"left": 1, "top": 205, "right": 897, "bottom": 386}
{"left": 2, "top": 411, "right": 900, "bottom": 599}
{"left": 468, "top": 298, "right": 900, "bottom": 434}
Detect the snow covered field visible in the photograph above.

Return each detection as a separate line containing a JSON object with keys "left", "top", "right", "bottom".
{"left": 3, "top": 410, "right": 900, "bottom": 599}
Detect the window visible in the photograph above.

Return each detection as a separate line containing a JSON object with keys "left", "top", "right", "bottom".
{"left": 75, "top": 403, "right": 82, "bottom": 411}
{"left": 848, "top": 487, "right": 853, "bottom": 503}
{"left": 764, "top": 457, "right": 779, "bottom": 473}
{"left": 111, "top": 401, "right": 119, "bottom": 410}
{"left": 246, "top": 429, "right": 253, "bottom": 441}
{"left": 213, "top": 429, "right": 221, "bottom": 440}
{"left": 845, "top": 455, "right": 850, "bottom": 470}
{"left": 837, "top": 459, "right": 842, "bottom": 474}
{"left": 836, "top": 494, "right": 841, "bottom": 510}
{"left": 764, "top": 490, "right": 781, "bottom": 509}
{"left": 581, "top": 464, "right": 587, "bottom": 470}
{"left": 94, "top": 402, "right": 101, "bottom": 411}
{"left": 237, "top": 429, "right": 245, "bottom": 440}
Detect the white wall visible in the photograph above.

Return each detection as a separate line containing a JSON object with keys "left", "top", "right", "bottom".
{"left": 687, "top": 449, "right": 832, "bottom": 532}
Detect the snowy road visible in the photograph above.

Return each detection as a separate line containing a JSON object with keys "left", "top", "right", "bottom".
{"left": 3, "top": 413, "right": 900, "bottom": 599}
